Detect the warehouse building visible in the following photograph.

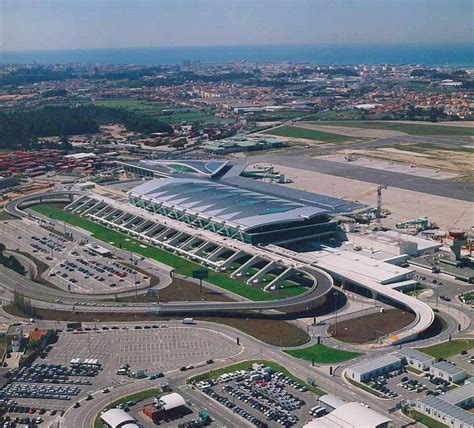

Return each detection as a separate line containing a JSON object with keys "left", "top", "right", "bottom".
{"left": 201, "top": 138, "right": 285, "bottom": 154}
{"left": 318, "top": 394, "right": 346, "bottom": 412}
{"left": 303, "top": 402, "right": 391, "bottom": 428}
{"left": 100, "top": 409, "right": 139, "bottom": 428}
{"left": 346, "top": 354, "right": 403, "bottom": 383}
{"left": 415, "top": 381, "right": 474, "bottom": 428}
{"left": 143, "top": 392, "right": 189, "bottom": 422}
{"left": 430, "top": 361, "right": 466, "bottom": 384}
{"left": 396, "top": 347, "right": 435, "bottom": 371}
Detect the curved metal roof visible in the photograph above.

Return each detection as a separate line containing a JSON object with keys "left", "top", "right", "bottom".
{"left": 159, "top": 393, "right": 186, "bottom": 410}
{"left": 100, "top": 409, "right": 138, "bottom": 428}
{"left": 130, "top": 177, "right": 328, "bottom": 230}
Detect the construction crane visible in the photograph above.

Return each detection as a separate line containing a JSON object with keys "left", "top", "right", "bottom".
{"left": 336, "top": 184, "right": 387, "bottom": 227}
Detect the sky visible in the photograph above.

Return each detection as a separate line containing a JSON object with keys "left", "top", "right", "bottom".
{"left": 0, "top": 0, "right": 472, "bottom": 51}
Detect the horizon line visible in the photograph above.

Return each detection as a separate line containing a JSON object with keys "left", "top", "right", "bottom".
{"left": 1, "top": 42, "right": 473, "bottom": 54}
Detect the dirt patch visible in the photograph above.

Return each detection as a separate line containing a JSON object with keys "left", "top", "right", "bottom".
{"left": 119, "top": 278, "right": 234, "bottom": 303}
{"left": 160, "top": 278, "right": 234, "bottom": 302}
{"left": 197, "top": 317, "right": 309, "bottom": 347}
{"left": 297, "top": 122, "right": 406, "bottom": 138}
{"left": 328, "top": 308, "right": 416, "bottom": 344}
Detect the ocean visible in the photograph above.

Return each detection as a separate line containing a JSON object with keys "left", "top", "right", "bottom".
{"left": 0, "top": 44, "right": 473, "bottom": 67}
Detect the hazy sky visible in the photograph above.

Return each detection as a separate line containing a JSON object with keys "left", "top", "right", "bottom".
{"left": 1, "top": 0, "right": 472, "bottom": 51}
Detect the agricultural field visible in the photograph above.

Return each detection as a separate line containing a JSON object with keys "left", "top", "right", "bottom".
{"left": 93, "top": 97, "right": 218, "bottom": 123}
{"left": 306, "top": 109, "right": 364, "bottom": 121}
{"left": 262, "top": 125, "right": 356, "bottom": 143}
{"left": 313, "top": 120, "right": 474, "bottom": 136}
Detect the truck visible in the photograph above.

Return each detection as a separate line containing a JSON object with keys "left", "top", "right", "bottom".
{"left": 66, "top": 322, "right": 82, "bottom": 331}
{"left": 131, "top": 369, "right": 146, "bottom": 379}
{"left": 182, "top": 318, "right": 194, "bottom": 325}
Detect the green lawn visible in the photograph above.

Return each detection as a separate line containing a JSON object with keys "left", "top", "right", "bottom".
{"left": 405, "top": 284, "right": 427, "bottom": 297}
{"left": 416, "top": 339, "right": 474, "bottom": 360}
{"left": 406, "top": 366, "right": 423, "bottom": 375}
{"left": 94, "top": 98, "right": 168, "bottom": 112}
{"left": 306, "top": 109, "right": 363, "bottom": 121}
{"left": 188, "top": 360, "right": 326, "bottom": 397}
{"left": 93, "top": 98, "right": 218, "bottom": 123}
{"left": 5, "top": 97, "right": 218, "bottom": 125}
{"left": 344, "top": 374, "right": 385, "bottom": 398}
{"left": 284, "top": 344, "right": 363, "bottom": 364}
{"left": 460, "top": 290, "right": 474, "bottom": 302}
{"left": 262, "top": 125, "right": 354, "bottom": 143}
{"left": 157, "top": 112, "right": 218, "bottom": 123}
{"left": 404, "top": 408, "right": 449, "bottom": 428}
{"left": 30, "top": 204, "right": 304, "bottom": 301}
{"left": 316, "top": 120, "right": 474, "bottom": 136}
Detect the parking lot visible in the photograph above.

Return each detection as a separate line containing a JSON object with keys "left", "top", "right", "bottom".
{"left": 363, "top": 365, "right": 467, "bottom": 402}
{"left": 1, "top": 221, "right": 150, "bottom": 293}
{"left": 195, "top": 363, "right": 322, "bottom": 427}
{"left": 449, "top": 348, "right": 474, "bottom": 373}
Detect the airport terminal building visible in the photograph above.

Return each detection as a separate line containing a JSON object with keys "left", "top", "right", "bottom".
{"left": 129, "top": 177, "right": 339, "bottom": 244}
{"left": 126, "top": 160, "right": 363, "bottom": 245}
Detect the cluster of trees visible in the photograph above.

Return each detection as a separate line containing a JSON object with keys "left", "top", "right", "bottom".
{"left": 12, "top": 291, "right": 37, "bottom": 318}
{"left": 0, "top": 66, "right": 169, "bottom": 88}
{"left": 41, "top": 88, "right": 68, "bottom": 98}
{"left": 190, "top": 71, "right": 255, "bottom": 82}
{"left": 324, "top": 68, "right": 359, "bottom": 77}
{"left": 406, "top": 105, "right": 446, "bottom": 122}
{"left": 410, "top": 68, "right": 468, "bottom": 80}
{"left": 0, "top": 68, "right": 75, "bottom": 87}
{"left": 88, "top": 66, "right": 164, "bottom": 81}
{"left": 0, "top": 243, "right": 26, "bottom": 276}
{"left": 0, "top": 105, "right": 172, "bottom": 150}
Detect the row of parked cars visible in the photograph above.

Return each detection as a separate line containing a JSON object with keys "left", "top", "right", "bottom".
{"left": 11, "top": 363, "right": 96, "bottom": 385}
{"left": 223, "top": 385, "right": 300, "bottom": 426}
{"left": 399, "top": 378, "right": 426, "bottom": 393}
{"left": 10, "top": 363, "right": 99, "bottom": 382}
{"left": 0, "top": 398, "right": 58, "bottom": 416}
{"left": 197, "top": 366, "right": 310, "bottom": 428}
{"left": 79, "top": 257, "right": 130, "bottom": 279}
{"left": 31, "top": 234, "right": 66, "bottom": 253}
{"left": 201, "top": 387, "right": 268, "bottom": 428}
{"left": 1, "top": 383, "right": 80, "bottom": 401}
{"left": 0, "top": 415, "right": 44, "bottom": 428}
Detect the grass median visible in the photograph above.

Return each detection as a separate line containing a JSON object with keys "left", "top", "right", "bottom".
{"left": 284, "top": 344, "right": 363, "bottom": 364}
{"left": 344, "top": 374, "right": 385, "bottom": 399}
{"left": 415, "top": 339, "right": 474, "bottom": 360}
{"left": 403, "top": 408, "right": 449, "bottom": 428}
{"left": 30, "top": 204, "right": 305, "bottom": 301}
{"left": 315, "top": 120, "right": 474, "bottom": 136}
{"left": 262, "top": 125, "right": 354, "bottom": 143}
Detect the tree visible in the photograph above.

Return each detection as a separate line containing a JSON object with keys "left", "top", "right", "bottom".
{"left": 406, "top": 105, "right": 417, "bottom": 120}
{"left": 12, "top": 291, "right": 37, "bottom": 317}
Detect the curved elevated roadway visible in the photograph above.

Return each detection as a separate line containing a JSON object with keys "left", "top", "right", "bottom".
{"left": 4, "top": 191, "right": 333, "bottom": 314}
